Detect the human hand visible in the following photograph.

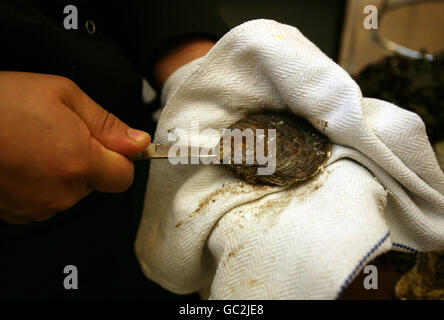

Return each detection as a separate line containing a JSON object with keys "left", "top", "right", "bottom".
{"left": 0, "top": 72, "right": 151, "bottom": 224}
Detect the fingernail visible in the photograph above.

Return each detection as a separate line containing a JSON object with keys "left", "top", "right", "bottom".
{"left": 127, "top": 128, "right": 150, "bottom": 143}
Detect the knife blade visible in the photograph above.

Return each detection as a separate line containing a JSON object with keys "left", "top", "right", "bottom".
{"left": 128, "top": 143, "right": 219, "bottom": 161}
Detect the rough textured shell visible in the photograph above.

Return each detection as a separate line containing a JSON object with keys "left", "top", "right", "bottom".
{"left": 220, "top": 111, "right": 331, "bottom": 186}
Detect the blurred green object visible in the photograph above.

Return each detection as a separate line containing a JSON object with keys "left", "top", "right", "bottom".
{"left": 356, "top": 51, "right": 444, "bottom": 143}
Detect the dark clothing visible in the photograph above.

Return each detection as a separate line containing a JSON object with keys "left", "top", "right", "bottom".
{"left": 0, "top": 0, "right": 227, "bottom": 299}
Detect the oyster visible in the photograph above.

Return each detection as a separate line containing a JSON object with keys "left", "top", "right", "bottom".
{"left": 395, "top": 251, "right": 444, "bottom": 300}
{"left": 220, "top": 111, "right": 331, "bottom": 186}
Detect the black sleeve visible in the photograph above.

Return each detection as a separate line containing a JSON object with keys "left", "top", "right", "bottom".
{"left": 112, "top": 0, "right": 229, "bottom": 87}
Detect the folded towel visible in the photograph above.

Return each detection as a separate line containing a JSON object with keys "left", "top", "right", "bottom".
{"left": 135, "top": 20, "right": 444, "bottom": 299}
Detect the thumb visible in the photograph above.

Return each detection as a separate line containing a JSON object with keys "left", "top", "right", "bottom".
{"left": 64, "top": 83, "right": 151, "bottom": 155}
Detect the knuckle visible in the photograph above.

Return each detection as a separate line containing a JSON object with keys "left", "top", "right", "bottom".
{"left": 54, "top": 75, "right": 79, "bottom": 95}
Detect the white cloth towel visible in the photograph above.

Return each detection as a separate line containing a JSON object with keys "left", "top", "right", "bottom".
{"left": 135, "top": 20, "right": 444, "bottom": 299}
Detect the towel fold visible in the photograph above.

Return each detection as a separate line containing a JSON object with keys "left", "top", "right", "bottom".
{"left": 135, "top": 20, "right": 444, "bottom": 299}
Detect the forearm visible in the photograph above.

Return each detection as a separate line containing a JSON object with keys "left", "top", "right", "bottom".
{"left": 153, "top": 36, "right": 215, "bottom": 88}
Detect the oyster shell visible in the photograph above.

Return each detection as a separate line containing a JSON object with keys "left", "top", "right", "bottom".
{"left": 220, "top": 111, "right": 331, "bottom": 186}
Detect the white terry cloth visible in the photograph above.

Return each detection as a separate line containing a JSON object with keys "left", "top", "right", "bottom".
{"left": 135, "top": 20, "right": 444, "bottom": 299}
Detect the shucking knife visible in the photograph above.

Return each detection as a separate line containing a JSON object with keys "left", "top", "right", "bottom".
{"left": 128, "top": 143, "right": 219, "bottom": 161}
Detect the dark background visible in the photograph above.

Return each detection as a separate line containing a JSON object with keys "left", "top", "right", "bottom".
{"left": 218, "top": 0, "right": 346, "bottom": 61}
